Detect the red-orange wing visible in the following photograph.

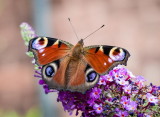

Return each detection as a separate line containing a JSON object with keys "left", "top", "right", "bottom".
{"left": 84, "top": 45, "right": 130, "bottom": 74}
{"left": 29, "top": 37, "right": 73, "bottom": 65}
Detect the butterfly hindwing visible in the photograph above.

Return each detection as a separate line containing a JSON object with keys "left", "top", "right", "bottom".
{"left": 29, "top": 37, "right": 73, "bottom": 65}
{"left": 84, "top": 45, "right": 130, "bottom": 74}
{"left": 66, "top": 59, "right": 100, "bottom": 93}
{"left": 41, "top": 56, "right": 70, "bottom": 90}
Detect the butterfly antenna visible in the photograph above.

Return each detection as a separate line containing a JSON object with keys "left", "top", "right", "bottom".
{"left": 83, "top": 25, "right": 105, "bottom": 41}
{"left": 68, "top": 18, "right": 79, "bottom": 40}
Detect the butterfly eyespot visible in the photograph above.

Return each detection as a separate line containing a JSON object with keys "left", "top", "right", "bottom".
{"left": 42, "top": 62, "right": 58, "bottom": 81}
{"left": 86, "top": 71, "right": 97, "bottom": 82}
{"left": 31, "top": 37, "right": 48, "bottom": 50}
{"left": 45, "top": 66, "right": 55, "bottom": 77}
{"left": 85, "top": 68, "right": 99, "bottom": 82}
{"left": 109, "top": 47, "right": 125, "bottom": 61}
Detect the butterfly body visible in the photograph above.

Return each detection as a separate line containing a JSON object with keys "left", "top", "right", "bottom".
{"left": 29, "top": 37, "right": 130, "bottom": 93}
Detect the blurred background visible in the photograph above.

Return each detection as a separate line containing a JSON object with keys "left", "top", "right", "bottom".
{"left": 0, "top": 0, "right": 160, "bottom": 117}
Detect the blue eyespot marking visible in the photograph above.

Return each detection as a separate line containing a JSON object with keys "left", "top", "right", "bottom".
{"left": 45, "top": 66, "right": 55, "bottom": 77}
{"left": 86, "top": 71, "right": 97, "bottom": 82}
{"left": 32, "top": 39, "right": 42, "bottom": 50}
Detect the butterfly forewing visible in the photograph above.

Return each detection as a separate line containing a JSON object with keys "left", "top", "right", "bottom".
{"left": 84, "top": 45, "right": 130, "bottom": 75}
{"left": 29, "top": 37, "right": 73, "bottom": 65}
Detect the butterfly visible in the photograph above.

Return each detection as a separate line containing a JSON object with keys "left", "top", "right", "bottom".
{"left": 29, "top": 37, "right": 130, "bottom": 93}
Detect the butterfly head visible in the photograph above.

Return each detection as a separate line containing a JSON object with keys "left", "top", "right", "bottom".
{"left": 78, "top": 39, "right": 84, "bottom": 46}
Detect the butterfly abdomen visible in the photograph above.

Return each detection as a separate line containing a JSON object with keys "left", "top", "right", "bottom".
{"left": 65, "top": 59, "right": 85, "bottom": 86}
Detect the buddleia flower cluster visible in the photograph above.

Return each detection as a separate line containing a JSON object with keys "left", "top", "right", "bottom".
{"left": 20, "top": 22, "right": 160, "bottom": 117}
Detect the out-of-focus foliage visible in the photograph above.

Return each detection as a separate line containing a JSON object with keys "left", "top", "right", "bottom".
{"left": 0, "top": 107, "right": 41, "bottom": 117}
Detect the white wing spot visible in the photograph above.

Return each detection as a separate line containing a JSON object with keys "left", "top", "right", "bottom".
{"left": 39, "top": 49, "right": 44, "bottom": 53}
{"left": 104, "top": 62, "right": 107, "bottom": 66}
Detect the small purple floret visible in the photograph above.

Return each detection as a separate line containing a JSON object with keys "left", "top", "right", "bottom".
{"left": 93, "top": 103, "right": 103, "bottom": 114}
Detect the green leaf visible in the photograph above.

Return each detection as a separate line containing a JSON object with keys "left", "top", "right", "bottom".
{"left": 26, "top": 51, "right": 34, "bottom": 57}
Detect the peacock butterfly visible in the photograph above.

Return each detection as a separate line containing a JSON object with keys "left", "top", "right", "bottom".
{"left": 29, "top": 35, "right": 130, "bottom": 93}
